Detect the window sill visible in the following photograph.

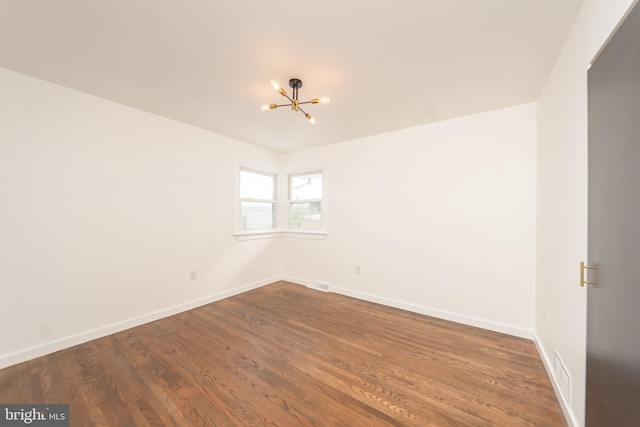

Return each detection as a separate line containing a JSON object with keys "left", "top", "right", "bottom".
{"left": 233, "top": 230, "right": 281, "bottom": 241}
{"left": 281, "top": 229, "right": 328, "bottom": 240}
{"left": 233, "top": 229, "right": 328, "bottom": 241}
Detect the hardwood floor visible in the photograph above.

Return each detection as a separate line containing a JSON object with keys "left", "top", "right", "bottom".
{"left": 0, "top": 281, "right": 565, "bottom": 426}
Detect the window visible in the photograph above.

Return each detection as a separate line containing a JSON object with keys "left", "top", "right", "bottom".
{"left": 288, "top": 171, "right": 323, "bottom": 229}
{"left": 240, "top": 168, "right": 276, "bottom": 230}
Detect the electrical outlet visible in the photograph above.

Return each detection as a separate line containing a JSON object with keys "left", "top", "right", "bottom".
{"left": 355, "top": 265, "right": 361, "bottom": 274}
{"left": 190, "top": 271, "right": 197, "bottom": 281}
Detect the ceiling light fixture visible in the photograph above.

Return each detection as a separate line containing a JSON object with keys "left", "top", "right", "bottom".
{"left": 261, "top": 78, "right": 330, "bottom": 124}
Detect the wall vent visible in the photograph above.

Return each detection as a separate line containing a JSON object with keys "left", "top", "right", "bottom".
{"left": 554, "top": 351, "right": 571, "bottom": 403}
{"left": 306, "top": 281, "right": 330, "bottom": 292}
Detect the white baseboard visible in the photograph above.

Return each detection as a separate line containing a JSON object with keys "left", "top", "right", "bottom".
{"left": 1, "top": 274, "right": 536, "bottom": 372}
{"left": 282, "top": 276, "right": 533, "bottom": 339}
{"left": 0, "top": 276, "right": 281, "bottom": 370}
{"left": 534, "top": 334, "right": 579, "bottom": 427}
{"left": 3, "top": 275, "right": 573, "bottom": 427}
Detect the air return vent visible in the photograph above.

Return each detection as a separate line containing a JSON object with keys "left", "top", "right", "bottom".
{"left": 306, "top": 281, "right": 330, "bottom": 292}
{"left": 554, "top": 351, "right": 571, "bottom": 403}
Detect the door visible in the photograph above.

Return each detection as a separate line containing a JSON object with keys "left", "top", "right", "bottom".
{"left": 586, "top": 2, "right": 640, "bottom": 426}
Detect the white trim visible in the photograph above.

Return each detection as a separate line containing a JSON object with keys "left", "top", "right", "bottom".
{"left": 332, "top": 286, "right": 533, "bottom": 339}
{"left": 589, "top": 0, "right": 640, "bottom": 67}
{"left": 233, "top": 230, "right": 327, "bottom": 240}
{"left": 238, "top": 168, "right": 277, "bottom": 231}
{"left": 233, "top": 230, "right": 282, "bottom": 240}
{"left": 287, "top": 169, "right": 325, "bottom": 231}
{"left": 235, "top": 164, "right": 280, "bottom": 234}
{"left": 283, "top": 165, "right": 325, "bottom": 176}
{"left": 0, "top": 276, "right": 282, "bottom": 370}
{"left": 282, "top": 276, "right": 533, "bottom": 339}
{"left": 234, "top": 165, "right": 329, "bottom": 238}
{"left": 281, "top": 230, "right": 327, "bottom": 239}
{"left": 534, "top": 334, "right": 579, "bottom": 427}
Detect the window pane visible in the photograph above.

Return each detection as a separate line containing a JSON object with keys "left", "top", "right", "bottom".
{"left": 290, "top": 173, "right": 322, "bottom": 200}
{"left": 290, "top": 202, "right": 321, "bottom": 228}
{"left": 241, "top": 201, "right": 275, "bottom": 229}
{"left": 240, "top": 170, "right": 275, "bottom": 200}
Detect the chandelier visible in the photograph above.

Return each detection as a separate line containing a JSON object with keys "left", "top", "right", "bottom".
{"left": 261, "top": 78, "right": 330, "bottom": 124}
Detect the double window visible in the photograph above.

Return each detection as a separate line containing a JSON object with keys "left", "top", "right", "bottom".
{"left": 238, "top": 168, "right": 324, "bottom": 232}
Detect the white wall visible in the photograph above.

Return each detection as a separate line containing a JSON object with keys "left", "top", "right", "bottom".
{"left": 282, "top": 103, "right": 538, "bottom": 337}
{"left": 0, "top": 68, "right": 283, "bottom": 368}
{"left": 1, "top": 69, "right": 539, "bottom": 371}
{"left": 535, "top": 0, "right": 636, "bottom": 425}
{"left": 7, "top": 3, "right": 636, "bottom": 416}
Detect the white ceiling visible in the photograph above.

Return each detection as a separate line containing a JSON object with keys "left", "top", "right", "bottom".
{"left": 0, "top": 0, "right": 583, "bottom": 153}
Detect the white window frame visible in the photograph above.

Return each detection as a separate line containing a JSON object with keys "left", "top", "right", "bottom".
{"left": 287, "top": 170, "right": 324, "bottom": 231}
{"left": 233, "top": 166, "right": 327, "bottom": 240}
{"left": 237, "top": 167, "right": 277, "bottom": 236}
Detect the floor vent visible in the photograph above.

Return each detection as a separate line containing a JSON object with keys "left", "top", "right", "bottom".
{"left": 554, "top": 351, "right": 571, "bottom": 403}
{"left": 306, "top": 281, "right": 330, "bottom": 292}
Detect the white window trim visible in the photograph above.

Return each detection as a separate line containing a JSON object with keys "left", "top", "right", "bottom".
{"left": 284, "top": 168, "right": 327, "bottom": 234}
{"left": 281, "top": 229, "right": 328, "bottom": 239}
{"left": 234, "top": 166, "right": 278, "bottom": 237}
{"left": 233, "top": 229, "right": 327, "bottom": 241}
{"left": 233, "top": 165, "right": 327, "bottom": 240}
{"left": 233, "top": 229, "right": 283, "bottom": 240}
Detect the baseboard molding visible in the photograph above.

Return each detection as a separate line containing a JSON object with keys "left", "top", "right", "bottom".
{"left": 0, "top": 276, "right": 281, "bottom": 370}
{"left": 282, "top": 276, "right": 533, "bottom": 339}
{"left": 534, "top": 334, "right": 579, "bottom": 427}
{"left": 1, "top": 275, "right": 536, "bottom": 370}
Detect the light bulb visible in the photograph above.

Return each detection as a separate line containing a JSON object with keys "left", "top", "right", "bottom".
{"left": 311, "top": 97, "right": 331, "bottom": 105}
{"left": 306, "top": 113, "right": 316, "bottom": 124}
{"left": 270, "top": 79, "right": 287, "bottom": 96}
{"left": 260, "top": 104, "right": 270, "bottom": 110}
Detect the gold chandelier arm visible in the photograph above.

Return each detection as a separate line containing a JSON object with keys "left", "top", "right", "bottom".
{"left": 281, "top": 93, "right": 295, "bottom": 104}
{"left": 299, "top": 97, "right": 331, "bottom": 106}
{"left": 298, "top": 106, "right": 316, "bottom": 124}
{"left": 260, "top": 102, "right": 293, "bottom": 110}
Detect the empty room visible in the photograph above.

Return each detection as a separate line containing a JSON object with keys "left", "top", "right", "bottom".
{"left": 1, "top": 1, "right": 638, "bottom": 426}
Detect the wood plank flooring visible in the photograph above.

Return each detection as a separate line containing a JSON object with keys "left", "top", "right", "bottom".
{"left": 0, "top": 281, "right": 566, "bottom": 426}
